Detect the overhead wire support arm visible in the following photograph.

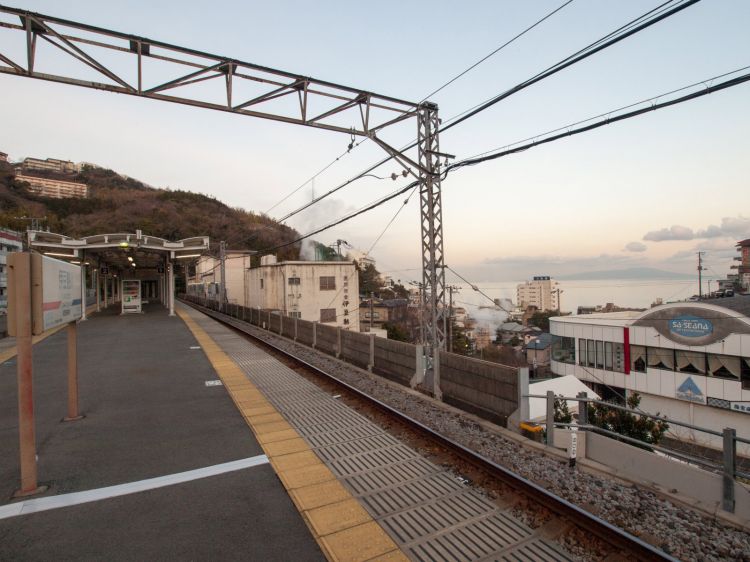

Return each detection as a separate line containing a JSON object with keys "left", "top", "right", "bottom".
{"left": 0, "top": 4, "right": 420, "bottom": 137}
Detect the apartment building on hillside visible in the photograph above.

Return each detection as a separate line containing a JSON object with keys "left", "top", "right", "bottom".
{"left": 15, "top": 174, "right": 88, "bottom": 199}
{"left": 21, "top": 156, "right": 79, "bottom": 174}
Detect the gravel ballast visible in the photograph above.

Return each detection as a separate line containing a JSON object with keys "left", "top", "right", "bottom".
{"left": 208, "top": 309, "right": 750, "bottom": 562}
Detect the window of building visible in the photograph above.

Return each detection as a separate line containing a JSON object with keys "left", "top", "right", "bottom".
{"left": 260, "top": 278, "right": 264, "bottom": 289}
{"left": 595, "top": 340, "right": 604, "bottom": 369}
{"left": 364, "top": 312, "right": 380, "bottom": 319}
{"left": 676, "top": 350, "right": 706, "bottom": 375}
{"left": 587, "top": 339, "right": 596, "bottom": 367}
{"left": 631, "top": 345, "right": 646, "bottom": 373}
{"left": 613, "top": 342, "right": 625, "bottom": 372}
{"left": 320, "top": 308, "right": 336, "bottom": 323}
{"left": 551, "top": 335, "right": 575, "bottom": 364}
{"left": 742, "top": 358, "right": 750, "bottom": 390}
{"left": 578, "top": 339, "right": 587, "bottom": 366}
{"left": 289, "top": 311, "right": 302, "bottom": 319}
{"left": 320, "top": 276, "right": 336, "bottom": 290}
{"left": 708, "top": 354, "right": 741, "bottom": 380}
{"left": 288, "top": 277, "right": 300, "bottom": 285}
{"left": 604, "top": 342, "right": 613, "bottom": 371}
{"left": 647, "top": 347, "right": 675, "bottom": 371}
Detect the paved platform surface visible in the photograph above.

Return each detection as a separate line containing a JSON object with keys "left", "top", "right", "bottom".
{"left": 0, "top": 302, "right": 323, "bottom": 561}
{"left": 182, "top": 303, "right": 571, "bottom": 562}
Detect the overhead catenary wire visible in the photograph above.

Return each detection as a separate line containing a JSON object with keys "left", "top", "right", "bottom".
{"left": 439, "top": 0, "right": 700, "bottom": 134}
{"left": 272, "top": 0, "right": 701, "bottom": 225}
{"left": 419, "top": 0, "right": 575, "bottom": 102}
{"left": 254, "top": 67, "right": 750, "bottom": 257}
{"left": 445, "top": 68, "right": 750, "bottom": 173}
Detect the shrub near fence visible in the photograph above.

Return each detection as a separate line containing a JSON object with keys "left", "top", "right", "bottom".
{"left": 316, "top": 323, "right": 338, "bottom": 356}
{"left": 373, "top": 337, "right": 416, "bottom": 386}
{"left": 439, "top": 351, "right": 517, "bottom": 424}
{"left": 341, "top": 330, "right": 371, "bottom": 369}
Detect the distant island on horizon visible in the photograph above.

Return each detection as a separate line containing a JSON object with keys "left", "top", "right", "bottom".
{"left": 557, "top": 267, "right": 695, "bottom": 281}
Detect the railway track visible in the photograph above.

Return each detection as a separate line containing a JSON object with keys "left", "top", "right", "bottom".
{"left": 184, "top": 300, "right": 675, "bottom": 561}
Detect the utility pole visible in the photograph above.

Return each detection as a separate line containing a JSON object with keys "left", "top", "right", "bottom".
{"left": 370, "top": 292, "right": 374, "bottom": 331}
{"left": 220, "top": 241, "right": 227, "bottom": 311}
{"left": 555, "top": 288, "right": 563, "bottom": 312}
{"left": 447, "top": 285, "right": 460, "bottom": 353}
{"left": 697, "top": 251, "right": 705, "bottom": 300}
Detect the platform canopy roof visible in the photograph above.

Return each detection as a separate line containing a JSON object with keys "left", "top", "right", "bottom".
{"left": 28, "top": 230, "right": 209, "bottom": 271}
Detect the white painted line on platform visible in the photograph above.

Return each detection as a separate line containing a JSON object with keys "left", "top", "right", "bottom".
{"left": 0, "top": 454, "right": 269, "bottom": 520}
{"left": 190, "top": 346, "right": 201, "bottom": 349}
{"left": 205, "top": 380, "right": 223, "bottom": 386}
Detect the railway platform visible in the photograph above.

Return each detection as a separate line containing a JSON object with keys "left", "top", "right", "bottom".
{"left": 1, "top": 300, "right": 573, "bottom": 561}
{"left": 0, "top": 302, "right": 323, "bottom": 561}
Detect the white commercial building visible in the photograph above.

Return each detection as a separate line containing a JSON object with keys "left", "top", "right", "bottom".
{"left": 549, "top": 298, "right": 750, "bottom": 453}
{"left": 517, "top": 276, "right": 560, "bottom": 311}
{"left": 245, "top": 255, "right": 359, "bottom": 331}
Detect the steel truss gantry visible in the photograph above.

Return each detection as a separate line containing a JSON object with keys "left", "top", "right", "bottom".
{"left": 0, "top": 5, "right": 448, "bottom": 354}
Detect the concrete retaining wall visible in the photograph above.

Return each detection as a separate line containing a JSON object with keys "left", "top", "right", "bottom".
{"left": 316, "top": 324, "right": 338, "bottom": 356}
{"left": 297, "top": 319, "right": 314, "bottom": 346}
{"left": 341, "top": 330, "right": 371, "bottom": 369}
{"left": 439, "top": 351, "right": 517, "bottom": 424}
{"left": 584, "top": 431, "right": 750, "bottom": 521}
{"left": 282, "top": 317, "right": 296, "bottom": 340}
{"left": 373, "top": 338, "right": 415, "bottom": 385}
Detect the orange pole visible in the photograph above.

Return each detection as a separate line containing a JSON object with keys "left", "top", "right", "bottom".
{"left": 64, "top": 321, "right": 82, "bottom": 421}
{"left": 13, "top": 253, "right": 43, "bottom": 496}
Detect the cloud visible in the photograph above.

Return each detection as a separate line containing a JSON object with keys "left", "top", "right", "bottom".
{"left": 643, "top": 216, "right": 750, "bottom": 243}
{"left": 624, "top": 241, "right": 647, "bottom": 252}
{"left": 643, "top": 225, "right": 694, "bottom": 242}
{"left": 695, "top": 216, "right": 750, "bottom": 239}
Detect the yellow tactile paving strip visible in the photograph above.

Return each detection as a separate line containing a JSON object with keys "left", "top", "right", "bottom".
{"left": 177, "top": 308, "right": 409, "bottom": 562}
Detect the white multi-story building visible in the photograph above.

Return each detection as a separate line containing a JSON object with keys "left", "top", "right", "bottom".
{"left": 517, "top": 275, "right": 560, "bottom": 311}
{"left": 15, "top": 174, "right": 88, "bottom": 199}
{"left": 0, "top": 228, "right": 23, "bottom": 313}
{"left": 245, "top": 255, "right": 359, "bottom": 331}
{"left": 21, "top": 157, "right": 79, "bottom": 174}
{"left": 549, "top": 298, "right": 750, "bottom": 452}
{"left": 188, "top": 252, "right": 252, "bottom": 305}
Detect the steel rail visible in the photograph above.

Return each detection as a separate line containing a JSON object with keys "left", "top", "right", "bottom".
{"left": 181, "top": 298, "right": 676, "bottom": 562}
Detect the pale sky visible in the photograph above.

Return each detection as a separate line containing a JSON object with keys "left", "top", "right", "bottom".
{"left": 1, "top": 0, "right": 748, "bottom": 283}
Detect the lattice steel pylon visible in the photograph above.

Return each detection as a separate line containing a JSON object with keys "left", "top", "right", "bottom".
{"left": 0, "top": 4, "right": 449, "bottom": 357}
{"left": 418, "top": 103, "right": 448, "bottom": 357}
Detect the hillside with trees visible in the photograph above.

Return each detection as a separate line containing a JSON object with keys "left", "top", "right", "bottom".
{"left": 0, "top": 162, "right": 301, "bottom": 259}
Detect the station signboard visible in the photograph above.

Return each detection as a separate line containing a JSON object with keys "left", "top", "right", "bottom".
{"left": 8, "top": 253, "right": 82, "bottom": 335}
{"left": 38, "top": 255, "right": 82, "bottom": 333}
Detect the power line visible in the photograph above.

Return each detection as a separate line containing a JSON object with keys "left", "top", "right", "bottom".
{"left": 446, "top": 68, "right": 750, "bottom": 173}
{"left": 264, "top": 138, "right": 368, "bottom": 215}
{"left": 439, "top": 0, "right": 700, "bottom": 134}
{"left": 365, "top": 185, "right": 419, "bottom": 257}
{"left": 419, "top": 0, "right": 575, "bottom": 102}
{"left": 272, "top": 0, "right": 700, "bottom": 225}
{"left": 461, "top": 64, "right": 750, "bottom": 163}
{"left": 254, "top": 66, "right": 750, "bottom": 257}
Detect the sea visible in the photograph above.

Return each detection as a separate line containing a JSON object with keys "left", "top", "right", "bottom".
{"left": 452, "top": 278, "right": 700, "bottom": 317}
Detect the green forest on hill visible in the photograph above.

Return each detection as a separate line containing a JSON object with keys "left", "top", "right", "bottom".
{"left": 0, "top": 162, "right": 302, "bottom": 260}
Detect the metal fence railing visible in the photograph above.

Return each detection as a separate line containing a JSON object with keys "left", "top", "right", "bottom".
{"left": 527, "top": 391, "right": 748, "bottom": 513}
